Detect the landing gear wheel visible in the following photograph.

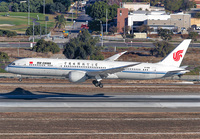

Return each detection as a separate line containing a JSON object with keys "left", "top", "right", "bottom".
{"left": 92, "top": 80, "right": 104, "bottom": 88}
{"left": 99, "top": 83, "right": 103, "bottom": 88}
{"left": 92, "top": 80, "right": 99, "bottom": 87}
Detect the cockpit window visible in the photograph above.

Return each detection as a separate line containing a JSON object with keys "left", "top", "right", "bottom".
{"left": 11, "top": 63, "right": 15, "bottom": 65}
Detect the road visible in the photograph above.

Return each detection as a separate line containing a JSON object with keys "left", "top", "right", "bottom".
{"left": 0, "top": 41, "right": 200, "bottom": 48}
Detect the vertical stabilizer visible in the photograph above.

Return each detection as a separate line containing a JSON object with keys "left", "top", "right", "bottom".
{"left": 159, "top": 39, "right": 191, "bottom": 67}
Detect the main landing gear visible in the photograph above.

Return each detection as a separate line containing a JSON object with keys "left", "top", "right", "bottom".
{"left": 92, "top": 80, "right": 103, "bottom": 88}
{"left": 178, "top": 74, "right": 183, "bottom": 80}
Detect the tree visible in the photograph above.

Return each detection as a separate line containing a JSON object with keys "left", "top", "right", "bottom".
{"left": 122, "top": 26, "right": 131, "bottom": 35}
{"left": 158, "top": 29, "right": 173, "bottom": 41}
{"left": 26, "top": 25, "right": 47, "bottom": 35}
{"left": 19, "top": 2, "right": 27, "bottom": 12}
{"left": 150, "top": 0, "right": 160, "bottom": 6}
{"left": 86, "top": 1, "right": 119, "bottom": 22}
{"left": 32, "top": 39, "right": 60, "bottom": 54}
{"left": 63, "top": 29, "right": 102, "bottom": 60}
{"left": 137, "top": 24, "right": 153, "bottom": 34}
{"left": 109, "top": 26, "right": 118, "bottom": 34}
{"left": 12, "top": 3, "right": 19, "bottom": 12}
{"left": 0, "top": 2, "right": 9, "bottom": 12}
{"left": 194, "top": 12, "right": 200, "bottom": 18}
{"left": 53, "top": 0, "right": 71, "bottom": 10}
{"left": 188, "top": 32, "right": 198, "bottom": 41}
{"left": 181, "top": 0, "right": 195, "bottom": 12}
{"left": 55, "top": 15, "right": 66, "bottom": 29}
{"left": 90, "top": 47, "right": 104, "bottom": 60}
{"left": 45, "top": 2, "right": 66, "bottom": 14}
{"left": 88, "top": 1, "right": 109, "bottom": 22}
{"left": 150, "top": 41, "right": 174, "bottom": 57}
{"left": 164, "top": 0, "right": 182, "bottom": 12}
{"left": 164, "top": 0, "right": 194, "bottom": 12}
{"left": 109, "top": 4, "right": 118, "bottom": 20}
{"left": 0, "top": 29, "right": 17, "bottom": 37}
{"left": 0, "top": 52, "right": 9, "bottom": 63}
{"left": 88, "top": 20, "right": 101, "bottom": 31}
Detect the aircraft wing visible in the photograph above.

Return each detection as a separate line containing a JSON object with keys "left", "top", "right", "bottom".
{"left": 87, "top": 63, "right": 140, "bottom": 78}
{"left": 104, "top": 51, "right": 127, "bottom": 61}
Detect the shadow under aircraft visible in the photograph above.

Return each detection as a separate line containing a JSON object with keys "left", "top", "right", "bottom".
{"left": 0, "top": 87, "right": 111, "bottom": 100}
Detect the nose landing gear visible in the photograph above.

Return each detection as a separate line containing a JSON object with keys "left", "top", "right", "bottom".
{"left": 17, "top": 75, "right": 22, "bottom": 82}
{"left": 92, "top": 80, "right": 103, "bottom": 88}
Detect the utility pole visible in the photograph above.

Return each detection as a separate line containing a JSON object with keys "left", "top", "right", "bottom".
{"left": 43, "top": 0, "right": 45, "bottom": 15}
{"left": 124, "top": 21, "right": 125, "bottom": 37}
{"left": 28, "top": 0, "right": 30, "bottom": 25}
{"left": 33, "top": 22, "right": 34, "bottom": 43}
{"left": 18, "top": 41, "right": 20, "bottom": 57}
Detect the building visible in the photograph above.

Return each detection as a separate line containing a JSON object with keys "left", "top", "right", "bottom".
{"left": 127, "top": 11, "right": 190, "bottom": 34}
{"left": 148, "top": 13, "right": 191, "bottom": 34}
{"left": 117, "top": 8, "right": 128, "bottom": 33}
{"left": 194, "top": 0, "right": 200, "bottom": 8}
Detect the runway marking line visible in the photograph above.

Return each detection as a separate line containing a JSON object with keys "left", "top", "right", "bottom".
{"left": 1, "top": 132, "right": 200, "bottom": 135}
{"left": 0, "top": 118, "right": 200, "bottom": 121}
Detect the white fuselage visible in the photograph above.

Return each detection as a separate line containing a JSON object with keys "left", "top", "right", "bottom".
{"left": 5, "top": 58, "right": 184, "bottom": 80}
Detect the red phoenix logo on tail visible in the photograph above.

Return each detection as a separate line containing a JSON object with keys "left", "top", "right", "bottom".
{"left": 173, "top": 50, "right": 183, "bottom": 61}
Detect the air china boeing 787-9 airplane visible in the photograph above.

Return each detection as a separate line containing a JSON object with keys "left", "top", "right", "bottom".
{"left": 5, "top": 39, "right": 191, "bottom": 88}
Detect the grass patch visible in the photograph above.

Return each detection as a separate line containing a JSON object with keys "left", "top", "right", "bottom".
{"left": 0, "top": 63, "right": 7, "bottom": 73}
{"left": 0, "top": 12, "right": 56, "bottom": 33}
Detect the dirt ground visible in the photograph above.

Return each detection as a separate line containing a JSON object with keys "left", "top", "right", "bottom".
{"left": 1, "top": 47, "right": 200, "bottom": 65}
{"left": 0, "top": 112, "right": 200, "bottom": 138}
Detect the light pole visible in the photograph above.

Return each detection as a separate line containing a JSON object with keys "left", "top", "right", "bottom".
{"left": 72, "top": 12, "right": 73, "bottom": 22}
{"left": 106, "top": 9, "right": 108, "bottom": 34}
{"left": 100, "top": 21, "right": 103, "bottom": 47}
{"left": 45, "top": 20, "right": 47, "bottom": 35}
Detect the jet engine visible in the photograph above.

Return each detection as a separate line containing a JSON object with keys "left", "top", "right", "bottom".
{"left": 68, "top": 71, "right": 87, "bottom": 83}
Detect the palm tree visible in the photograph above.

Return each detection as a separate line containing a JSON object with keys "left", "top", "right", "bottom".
{"left": 55, "top": 15, "right": 67, "bottom": 30}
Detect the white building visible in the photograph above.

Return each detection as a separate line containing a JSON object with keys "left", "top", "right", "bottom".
{"left": 128, "top": 11, "right": 170, "bottom": 27}
{"left": 128, "top": 11, "right": 190, "bottom": 34}
{"left": 122, "top": 2, "right": 150, "bottom": 11}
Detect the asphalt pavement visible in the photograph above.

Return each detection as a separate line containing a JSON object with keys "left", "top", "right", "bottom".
{"left": 0, "top": 94, "right": 200, "bottom": 112}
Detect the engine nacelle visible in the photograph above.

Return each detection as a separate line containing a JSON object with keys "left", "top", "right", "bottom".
{"left": 68, "top": 71, "right": 87, "bottom": 83}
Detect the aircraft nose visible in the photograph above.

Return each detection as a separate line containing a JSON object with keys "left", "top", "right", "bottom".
{"left": 5, "top": 66, "right": 8, "bottom": 72}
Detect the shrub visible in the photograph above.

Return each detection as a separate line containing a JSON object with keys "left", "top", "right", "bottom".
{"left": 32, "top": 39, "right": 60, "bottom": 54}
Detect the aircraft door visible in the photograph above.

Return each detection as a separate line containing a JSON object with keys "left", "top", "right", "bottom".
{"left": 151, "top": 67, "right": 157, "bottom": 78}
